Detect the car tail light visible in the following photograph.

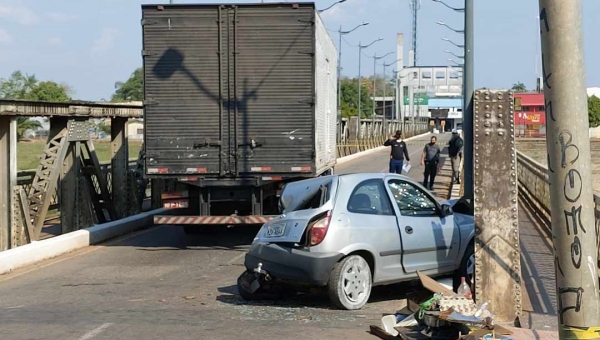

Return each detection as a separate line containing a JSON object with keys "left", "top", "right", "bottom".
{"left": 309, "top": 212, "right": 331, "bottom": 247}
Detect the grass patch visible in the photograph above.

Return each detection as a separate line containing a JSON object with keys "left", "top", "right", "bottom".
{"left": 18, "top": 140, "right": 143, "bottom": 171}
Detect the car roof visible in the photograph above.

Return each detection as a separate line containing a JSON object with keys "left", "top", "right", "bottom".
{"left": 336, "top": 172, "right": 416, "bottom": 182}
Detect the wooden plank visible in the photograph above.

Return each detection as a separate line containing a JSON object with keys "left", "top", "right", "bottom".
{"left": 0, "top": 99, "right": 142, "bottom": 118}
{"left": 111, "top": 117, "right": 129, "bottom": 219}
{"left": 0, "top": 116, "right": 17, "bottom": 250}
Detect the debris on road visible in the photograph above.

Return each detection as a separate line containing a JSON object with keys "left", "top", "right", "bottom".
{"left": 369, "top": 272, "right": 513, "bottom": 340}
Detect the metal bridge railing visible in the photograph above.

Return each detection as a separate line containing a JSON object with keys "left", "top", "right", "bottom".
{"left": 16, "top": 160, "right": 148, "bottom": 221}
{"left": 516, "top": 150, "right": 600, "bottom": 268}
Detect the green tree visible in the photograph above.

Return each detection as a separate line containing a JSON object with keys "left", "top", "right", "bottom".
{"left": 16, "top": 116, "right": 42, "bottom": 140}
{"left": 511, "top": 82, "right": 527, "bottom": 92}
{"left": 0, "top": 70, "right": 72, "bottom": 140}
{"left": 340, "top": 77, "right": 374, "bottom": 118}
{"left": 0, "top": 71, "right": 37, "bottom": 99}
{"left": 589, "top": 95, "right": 600, "bottom": 128}
{"left": 112, "top": 68, "right": 143, "bottom": 102}
{"left": 26, "top": 81, "right": 71, "bottom": 101}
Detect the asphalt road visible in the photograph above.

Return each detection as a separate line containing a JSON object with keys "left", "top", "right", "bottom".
{"left": 0, "top": 133, "right": 452, "bottom": 340}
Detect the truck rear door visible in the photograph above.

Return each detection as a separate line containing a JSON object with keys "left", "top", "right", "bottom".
{"left": 142, "top": 5, "right": 231, "bottom": 176}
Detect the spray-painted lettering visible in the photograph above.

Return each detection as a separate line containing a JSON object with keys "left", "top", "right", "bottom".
{"left": 540, "top": 8, "right": 550, "bottom": 33}
{"left": 563, "top": 169, "right": 582, "bottom": 203}
{"left": 558, "top": 287, "right": 584, "bottom": 324}
{"left": 559, "top": 131, "right": 580, "bottom": 168}
{"left": 564, "top": 205, "right": 586, "bottom": 236}
{"left": 542, "top": 54, "right": 553, "bottom": 91}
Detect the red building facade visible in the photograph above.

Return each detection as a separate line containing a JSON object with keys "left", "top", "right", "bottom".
{"left": 514, "top": 93, "right": 545, "bottom": 137}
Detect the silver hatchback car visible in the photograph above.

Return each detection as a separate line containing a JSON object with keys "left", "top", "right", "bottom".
{"left": 238, "top": 173, "right": 475, "bottom": 310}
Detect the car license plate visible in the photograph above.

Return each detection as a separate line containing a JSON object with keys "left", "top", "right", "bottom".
{"left": 265, "top": 224, "right": 286, "bottom": 237}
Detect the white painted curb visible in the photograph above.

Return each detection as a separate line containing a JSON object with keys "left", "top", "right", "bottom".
{"left": 0, "top": 208, "right": 171, "bottom": 275}
{"left": 336, "top": 132, "right": 431, "bottom": 166}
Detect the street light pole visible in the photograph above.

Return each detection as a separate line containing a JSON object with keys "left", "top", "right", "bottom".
{"left": 442, "top": 37, "right": 465, "bottom": 48}
{"left": 318, "top": 0, "right": 347, "bottom": 13}
{"left": 357, "top": 38, "right": 383, "bottom": 140}
{"left": 463, "top": 0, "right": 474, "bottom": 198}
{"left": 337, "top": 23, "right": 369, "bottom": 127}
{"left": 372, "top": 51, "right": 394, "bottom": 118}
{"left": 538, "top": 0, "right": 600, "bottom": 337}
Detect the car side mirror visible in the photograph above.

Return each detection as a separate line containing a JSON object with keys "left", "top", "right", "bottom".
{"left": 440, "top": 204, "right": 453, "bottom": 217}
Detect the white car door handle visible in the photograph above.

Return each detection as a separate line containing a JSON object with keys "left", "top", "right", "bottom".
{"left": 405, "top": 226, "right": 413, "bottom": 234}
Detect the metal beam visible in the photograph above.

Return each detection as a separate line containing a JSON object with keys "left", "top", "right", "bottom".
{"left": 538, "top": 0, "right": 600, "bottom": 337}
{"left": 111, "top": 117, "right": 130, "bottom": 219}
{"left": 473, "top": 89, "right": 521, "bottom": 322}
{"left": 0, "top": 116, "right": 16, "bottom": 251}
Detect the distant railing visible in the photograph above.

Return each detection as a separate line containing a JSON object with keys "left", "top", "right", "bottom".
{"left": 516, "top": 151, "right": 600, "bottom": 266}
{"left": 337, "top": 117, "right": 429, "bottom": 158}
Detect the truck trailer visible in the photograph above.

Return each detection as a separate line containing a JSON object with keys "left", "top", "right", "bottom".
{"left": 141, "top": 2, "right": 338, "bottom": 230}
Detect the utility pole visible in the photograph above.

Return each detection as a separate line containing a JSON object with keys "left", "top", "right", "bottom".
{"left": 337, "top": 23, "right": 369, "bottom": 128}
{"left": 538, "top": 0, "right": 600, "bottom": 337}
{"left": 463, "top": 0, "right": 474, "bottom": 199}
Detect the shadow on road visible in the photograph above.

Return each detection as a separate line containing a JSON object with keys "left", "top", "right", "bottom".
{"left": 215, "top": 280, "right": 426, "bottom": 312}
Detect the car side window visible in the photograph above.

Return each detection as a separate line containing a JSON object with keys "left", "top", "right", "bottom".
{"left": 387, "top": 180, "right": 438, "bottom": 216}
{"left": 347, "top": 179, "right": 393, "bottom": 215}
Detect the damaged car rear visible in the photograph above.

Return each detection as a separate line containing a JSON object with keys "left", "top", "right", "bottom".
{"left": 237, "top": 173, "right": 475, "bottom": 310}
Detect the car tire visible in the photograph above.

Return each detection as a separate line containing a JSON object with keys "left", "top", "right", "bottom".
{"left": 328, "top": 255, "right": 372, "bottom": 310}
{"left": 454, "top": 241, "right": 475, "bottom": 297}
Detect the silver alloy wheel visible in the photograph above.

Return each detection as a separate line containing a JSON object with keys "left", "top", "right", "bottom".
{"left": 466, "top": 253, "right": 475, "bottom": 283}
{"left": 342, "top": 257, "right": 369, "bottom": 303}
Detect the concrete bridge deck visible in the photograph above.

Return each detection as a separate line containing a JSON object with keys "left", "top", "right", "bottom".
{"left": 0, "top": 133, "right": 559, "bottom": 339}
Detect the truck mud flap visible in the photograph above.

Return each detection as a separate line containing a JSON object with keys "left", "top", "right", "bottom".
{"left": 154, "top": 215, "right": 277, "bottom": 225}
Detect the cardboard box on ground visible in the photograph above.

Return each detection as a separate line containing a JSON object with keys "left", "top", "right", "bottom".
{"left": 369, "top": 272, "right": 512, "bottom": 340}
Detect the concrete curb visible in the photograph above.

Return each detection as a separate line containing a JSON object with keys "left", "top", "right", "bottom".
{"left": 336, "top": 132, "right": 431, "bottom": 166}
{"left": 0, "top": 208, "right": 172, "bottom": 275}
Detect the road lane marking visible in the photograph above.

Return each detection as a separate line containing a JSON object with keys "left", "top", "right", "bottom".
{"left": 78, "top": 323, "right": 113, "bottom": 340}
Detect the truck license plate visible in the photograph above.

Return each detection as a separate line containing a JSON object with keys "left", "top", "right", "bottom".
{"left": 265, "top": 224, "right": 286, "bottom": 237}
{"left": 164, "top": 200, "right": 189, "bottom": 209}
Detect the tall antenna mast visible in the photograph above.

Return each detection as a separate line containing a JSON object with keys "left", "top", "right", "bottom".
{"left": 408, "top": 0, "right": 420, "bottom": 66}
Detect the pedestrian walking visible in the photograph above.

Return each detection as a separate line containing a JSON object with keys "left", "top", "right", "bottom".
{"left": 420, "top": 136, "right": 441, "bottom": 190}
{"left": 448, "top": 129, "right": 464, "bottom": 184}
{"left": 384, "top": 130, "right": 410, "bottom": 174}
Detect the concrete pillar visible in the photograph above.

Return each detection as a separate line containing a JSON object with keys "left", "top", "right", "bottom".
{"left": 0, "top": 116, "right": 17, "bottom": 251}
{"left": 111, "top": 117, "right": 129, "bottom": 219}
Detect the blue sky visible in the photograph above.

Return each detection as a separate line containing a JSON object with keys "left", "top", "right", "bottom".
{"left": 0, "top": 0, "right": 598, "bottom": 101}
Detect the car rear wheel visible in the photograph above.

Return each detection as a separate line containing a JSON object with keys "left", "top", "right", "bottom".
{"left": 328, "top": 255, "right": 372, "bottom": 310}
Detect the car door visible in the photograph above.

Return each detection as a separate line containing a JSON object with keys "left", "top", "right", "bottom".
{"left": 343, "top": 179, "right": 403, "bottom": 283}
{"left": 384, "top": 177, "right": 459, "bottom": 273}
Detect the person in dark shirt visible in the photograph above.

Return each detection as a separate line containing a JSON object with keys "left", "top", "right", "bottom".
{"left": 384, "top": 130, "right": 410, "bottom": 174}
{"left": 447, "top": 129, "right": 464, "bottom": 184}
{"left": 420, "top": 136, "right": 441, "bottom": 190}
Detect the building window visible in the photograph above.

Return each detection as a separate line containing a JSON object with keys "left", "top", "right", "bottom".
{"left": 137, "top": 128, "right": 144, "bottom": 135}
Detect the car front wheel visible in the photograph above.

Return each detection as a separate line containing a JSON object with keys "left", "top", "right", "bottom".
{"left": 328, "top": 255, "right": 372, "bottom": 310}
